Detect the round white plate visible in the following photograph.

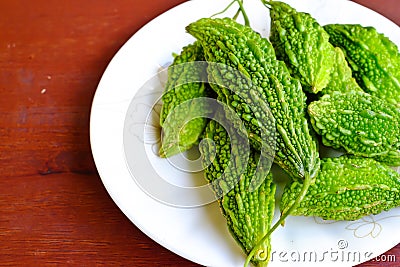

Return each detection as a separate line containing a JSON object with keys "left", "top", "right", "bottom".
{"left": 90, "top": 0, "right": 400, "bottom": 266}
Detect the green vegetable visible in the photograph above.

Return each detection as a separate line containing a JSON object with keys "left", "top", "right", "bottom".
{"left": 200, "top": 114, "right": 276, "bottom": 267}
{"left": 157, "top": 2, "right": 400, "bottom": 265}
{"left": 321, "top": 47, "right": 363, "bottom": 95}
{"left": 268, "top": 1, "right": 335, "bottom": 93}
{"left": 324, "top": 23, "right": 400, "bottom": 106}
{"left": 308, "top": 90, "right": 400, "bottom": 165}
{"left": 159, "top": 42, "right": 211, "bottom": 157}
{"left": 186, "top": 18, "right": 320, "bottom": 266}
{"left": 186, "top": 17, "right": 320, "bottom": 181}
{"left": 280, "top": 156, "right": 400, "bottom": 221}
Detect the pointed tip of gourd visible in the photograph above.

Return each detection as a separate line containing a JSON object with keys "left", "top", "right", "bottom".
{"left": 158, "top": 148, "right": 167, "bottom": 158}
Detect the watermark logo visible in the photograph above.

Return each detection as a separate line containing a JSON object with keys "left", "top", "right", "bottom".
{"left": 270, "top": 239, "right": 374, "bottom": 264}
{"left": 337, "top": 239, "right": 348, "bottom": 250}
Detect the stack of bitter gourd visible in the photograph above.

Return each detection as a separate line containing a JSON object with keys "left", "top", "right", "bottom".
{"left": 187, "top": 16, "right": 321, "bottom": 266}
{"left": 267, "top": 1, "right": 400, "bottom": 221}
{"left": 158, "top": 1, "right": 400, "bottom": 266}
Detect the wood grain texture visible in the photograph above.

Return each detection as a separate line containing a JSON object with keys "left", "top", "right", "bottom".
{"left": 352, "top": 0, "right": 400, "bottom": 26}
{"left": 0, "top": 0, "right": 398, "bottom": 266}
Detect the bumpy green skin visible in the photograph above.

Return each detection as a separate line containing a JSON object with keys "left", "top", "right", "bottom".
{"left": 159, "top": 42, "right": 211, "bottom": 157}
{"left": 269, "top": 1, "right": 335, "bottom": 93}
{"left": 186, "top": 17, "right": 320, "bottom": 181}
{"left": 280, "top": 156, "right": 400, "bottom": 221}
{"left": 321, "top": 47, "right": 363, "bottom": 95}
{"left": 324, "top": 24, "right": 400, "bottom": 106}
{"left": 200, "top": 117, "right": 276, "bottom": 266}
{"left": 308, "top": 91, "right": 400, "bottom": 165}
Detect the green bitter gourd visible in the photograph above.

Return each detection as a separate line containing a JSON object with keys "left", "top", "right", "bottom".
{"left": 268, "top": 1, "right": 335, "bottom": 94}
{"left": 186, "top": 17, "right": 320, "bottom": 181}
{"left": 321, "top": 47, "right": 363, "bottom": 95}
{"left": 186, "top": 17, "right": 320, "bottom": 266}
{"left": 308, "top": 90, "right": 400, "bottom": 166}
{"left": 324, "top": 23, "right": 400, "bottom": 106}
{"left": 159, "top": 41, "right": 212, "bottom": 157}
{"left": 280, "top": 155, "right": 400, "bottom": 221}
{"left": 200, "top": 112, "right": 276, "bottom": 267}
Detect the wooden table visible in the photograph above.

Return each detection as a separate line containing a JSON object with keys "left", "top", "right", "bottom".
{"left": 1, "top": 0, "right": 399, "bottom": 266}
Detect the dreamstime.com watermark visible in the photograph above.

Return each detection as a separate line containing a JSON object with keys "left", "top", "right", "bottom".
{"left": 270, "top": 240, "right": 397, "bottom": 264}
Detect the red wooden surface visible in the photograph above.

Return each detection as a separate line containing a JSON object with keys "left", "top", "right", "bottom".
{"left": 0, "top": 0, "right": 398, "bottom": 266}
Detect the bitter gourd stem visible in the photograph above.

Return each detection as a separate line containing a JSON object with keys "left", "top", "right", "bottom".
{"left": 244, "top": 172, "right": 313, "bottom": 267}
{"left": 236, "top": 0, "right": 250, "bottom": 27}
{"left": 210, "top": 0, "right": 250, "bottom": 27}
{"left": 232, "top": 8, "right": 242, "bottom": 21}
{"left": 210, "top": 0, "right": 237, "bottom": 18}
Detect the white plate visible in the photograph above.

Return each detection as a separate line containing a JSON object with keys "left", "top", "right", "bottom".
{"left": 90, "top": 0, "right": 400, "bottom": 266}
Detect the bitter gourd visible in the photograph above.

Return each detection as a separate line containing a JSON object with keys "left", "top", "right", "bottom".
{"left": 280, "top": 156, "right": 400, "bottom": 221}
{"left": 187, "top": 18, "right": 320, "bottom": 266}
{"left": 159, "top": 42, "right": 211, "bottom": 157}
{"left": 321, "top": 47, "right": 363, "bottom": 95}
{"left": 324, "top": 23, "right": 400, "bottom": 106}
{"left": 268, "top": 1, "right": 335, "bottom": 94}
{"left": 308, "top": 90, "right": 400, "bottom": 166}
{"left": 200, "top": 112, "right": 276, "bottom": 267}
{"left": 186, "top": 17, "right": 320, "bottom": 182}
